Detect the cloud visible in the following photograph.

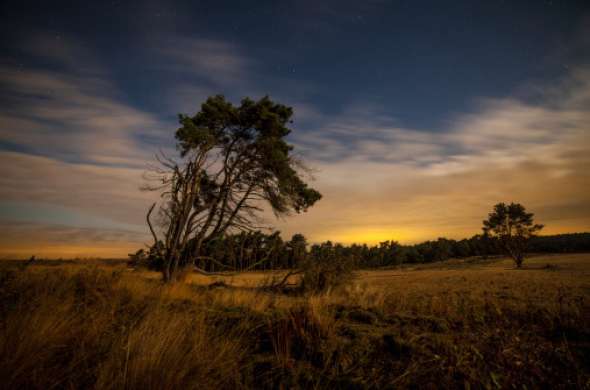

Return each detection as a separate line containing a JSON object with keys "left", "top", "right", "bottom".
{"left": 0, "top": 151, "right": 157, "bottom": 225}
{"left": 0, "top": 63, "right": 169, "bottom": 167}
{"left": 0, "top": 150, "right": 157, "bottom": 258}
{"left": 157, "top": 38, "right": 253, "bottom": 87}
{"left": 0, "top": 33, "right": 263, "bottom": 257}
{"left": 1, "top": 30, "right": 588, "bottom": 256}
{"left": 147, "top": 36, "right": 264, "bottom": 114}
{"left": 0, "top": 34, "right": 169, "bottom": 256}
{"left": 0, "top": 221, "right": 147, "bottom": 259}
{"left": 273, "top": 67, "right": 590, "bottom": 244}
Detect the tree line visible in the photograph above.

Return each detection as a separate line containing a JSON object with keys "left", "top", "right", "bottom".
{"left": 130, "top": 231, "right": 590, "bottom": 272}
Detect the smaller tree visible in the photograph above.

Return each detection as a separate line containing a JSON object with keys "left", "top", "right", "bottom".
{"left": 301, "top": 241, "right": 355, "bottom": 294}
{"left": 287, "top": 234, "right": 307, "bottom": 268}
{"left": 482, "top": 202, "right": 543, "bottom": 268}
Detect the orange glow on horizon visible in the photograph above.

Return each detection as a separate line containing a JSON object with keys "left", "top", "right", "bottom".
{"left": 0, "top": 224, "right": 587, "bottom": 259}
{"left": 0, "top": 243, "right": 142, "bottom": 260}
{"left": 313, "top": 227, "right": 432, "bottom": 246}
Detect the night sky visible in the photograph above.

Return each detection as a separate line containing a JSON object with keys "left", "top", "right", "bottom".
{"left": 1, "top": 0, "right": 589, "bottom": 257}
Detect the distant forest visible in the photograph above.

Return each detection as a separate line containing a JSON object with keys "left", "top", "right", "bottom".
{"left": 132, "top": 232, "right": 590, "bottom": 272}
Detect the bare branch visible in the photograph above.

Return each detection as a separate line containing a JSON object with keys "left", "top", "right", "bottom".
{"left": 146, "top": 203, "right": 162, "bottom": 257}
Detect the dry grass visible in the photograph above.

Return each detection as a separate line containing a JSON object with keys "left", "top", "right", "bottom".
{"left": 1, "top": 254, "right": 589, "bottom": 388}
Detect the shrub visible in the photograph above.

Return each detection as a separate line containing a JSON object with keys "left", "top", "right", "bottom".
{"left": 301, "top": 242, "right": 355, "bottom": 294}
{"left": 127, "top": 247, "right": 165, "bottom": 271}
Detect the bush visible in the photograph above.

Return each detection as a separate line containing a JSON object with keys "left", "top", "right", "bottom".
{"left": 127, "top": 247, "right": 165, "bottom": 271}
{"left": 301, "top": 242, "right": 355, "bottom": 294}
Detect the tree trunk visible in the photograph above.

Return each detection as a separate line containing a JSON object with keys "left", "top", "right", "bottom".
{"left": 514, "top": 254, "right": 524, "bottom": 268}
{"left": 163, "top": 261, "right": 172, "bottom": 283}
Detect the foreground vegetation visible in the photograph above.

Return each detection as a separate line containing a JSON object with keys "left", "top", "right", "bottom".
{"left": 1, "top": 254, "right": 589, "bottom": 388}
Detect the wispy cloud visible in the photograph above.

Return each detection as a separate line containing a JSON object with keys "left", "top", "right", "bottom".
{"left": 156, "top": 37, "right": 254, "bottom": 88}
{"left": 0, "top": 63, "right": 168, "bottom": 167}
{"left": 0, "top": 151, "right": 156, "bottom": 225}
{"left": 275, "top": 67, "right": 590, "bottom": 243}
{"left": 1, "top": 30, "right": 589, "bottom": 256}
{"left": 0, "top": 32, "right": 272, "bottom": 257}
{"left": 0, "top": 36, "right": 166, "bottom": 257}
{"left": 0, "top": 221, "right": 146, "bottom": 259}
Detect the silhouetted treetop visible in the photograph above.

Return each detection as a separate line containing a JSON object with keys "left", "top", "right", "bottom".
{"left": 482, "top": 202, "right": 543, "bottom": 267}
{"left": 175, "top": 95, "right": 321, "bottom": 215}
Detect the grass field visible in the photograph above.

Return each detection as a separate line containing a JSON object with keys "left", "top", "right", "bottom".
{"left": 1, "top": 254, "right": 589, "bottom": 388}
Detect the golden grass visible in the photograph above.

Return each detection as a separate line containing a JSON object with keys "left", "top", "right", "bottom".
{"left": 1, "top": 253, "right": 589, "bottom": 388}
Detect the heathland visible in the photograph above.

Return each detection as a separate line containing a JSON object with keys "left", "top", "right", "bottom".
{"left": 1, "top": 253, "right": 589, "bottom": 388}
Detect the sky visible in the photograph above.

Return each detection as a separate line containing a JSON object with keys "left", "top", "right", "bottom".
{"left": 0, "top": 0, "right": 589, "bottom": 258}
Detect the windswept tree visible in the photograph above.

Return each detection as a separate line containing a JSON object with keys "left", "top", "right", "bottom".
{"left": 145, "top": 95, "right": 321, "bottom": 281}
{"left": 482, "top": 202, "right": 544, "bottom": 268}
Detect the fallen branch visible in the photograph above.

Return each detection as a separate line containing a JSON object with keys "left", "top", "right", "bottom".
{"left": 265, "top": 269, "right": 304, "bottom": 291}
{"left": 193, "top": 265, "right": 242, "bottom": 277}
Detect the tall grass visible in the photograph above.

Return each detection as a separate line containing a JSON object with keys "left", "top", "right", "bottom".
{"left": 0, "top": 255, "right": 588, "bottom": 388}
{"left": 0, "top": 267, "right": 244, "bottom": 389}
